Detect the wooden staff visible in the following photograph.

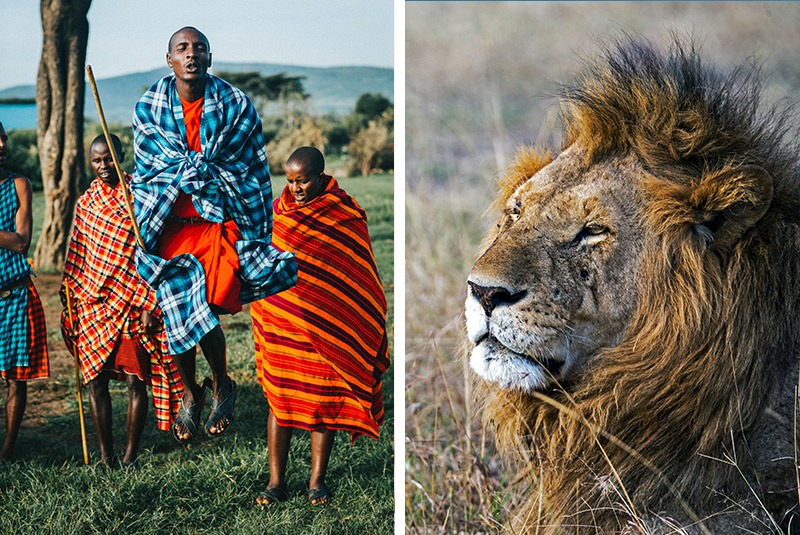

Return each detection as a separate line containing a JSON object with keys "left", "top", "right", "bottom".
{"left": 85, "top": 65, "right": 146, "bottom": 250}
{"left": 65, "top": 281, "right": 89, "bottom": 465}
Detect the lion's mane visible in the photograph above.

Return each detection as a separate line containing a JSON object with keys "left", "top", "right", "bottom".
{"left": 477, "top": 36, "right": 800, "bottom": 532}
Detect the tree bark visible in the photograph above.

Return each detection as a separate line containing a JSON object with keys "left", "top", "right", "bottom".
{"left": 35, "top": 0, "right": 91, "bottom": 271}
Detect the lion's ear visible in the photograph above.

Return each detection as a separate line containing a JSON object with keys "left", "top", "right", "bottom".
{"left": 691, "top": 165, "right": 773, "bottom": 252}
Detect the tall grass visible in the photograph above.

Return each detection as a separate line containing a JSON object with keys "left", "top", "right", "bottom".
{"left": 405, "top": 180, "right": 517, "bottom": 533}
{"left": 2, "top": 173, "right": 394, "bottom": 535}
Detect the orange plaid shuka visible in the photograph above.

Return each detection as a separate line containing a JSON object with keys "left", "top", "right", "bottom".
{"left": 61, "top": 177, "right": 183, "bottom": 431}
{"left": 251, "top": 177, "right": 389, "bottom": 442}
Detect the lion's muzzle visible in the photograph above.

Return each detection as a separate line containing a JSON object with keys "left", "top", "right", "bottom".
{"left": 468, "top": 281, "right": 527, "bottom": 316}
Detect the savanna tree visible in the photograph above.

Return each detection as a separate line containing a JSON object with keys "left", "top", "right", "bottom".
{"left": 35, "top": 0, "right": 91, "bottom": 270}
{"left": 216, "top": 71, "right": 308, "bottom": 123}
{"left": 346, "top": 92, "right": 393, "bottom": 135}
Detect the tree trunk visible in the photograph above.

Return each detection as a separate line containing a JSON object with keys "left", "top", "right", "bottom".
{"left": 35, "top": 0, "right": 91, "bottom": 271}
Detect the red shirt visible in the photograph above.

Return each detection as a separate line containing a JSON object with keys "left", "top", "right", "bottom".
{"left": 180, "top": 96, "right": 203, "bottom": 152}
{"left": 157, "top": 95, "right": 243, "bottom": 314}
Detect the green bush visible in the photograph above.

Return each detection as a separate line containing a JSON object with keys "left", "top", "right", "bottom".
{"left": 5, "top": 129, "right": 42, "bottom": 190}
{"left": 3, "top": 124, "right": 136, "bottom": 193}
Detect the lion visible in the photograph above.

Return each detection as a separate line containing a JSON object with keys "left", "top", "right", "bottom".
{"left": 466, "top": 36, "right": 800, "bottom": 533}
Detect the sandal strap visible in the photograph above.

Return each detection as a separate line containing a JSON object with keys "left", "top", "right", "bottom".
{"left": 307, "top": 486, "right": 330, "bottom": 503}
{"left": 258, "top": 486, "right": 287, "bottom": 504}
{"left": 172, "top": 392, "right": 205, "bottom": 442}
{"left": 204, "top": 378, "right": 237, "bottom": 433}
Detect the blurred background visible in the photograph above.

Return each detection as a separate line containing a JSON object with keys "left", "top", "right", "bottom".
{"left": 405, "top": 2, "right": 800, "bottom": 532}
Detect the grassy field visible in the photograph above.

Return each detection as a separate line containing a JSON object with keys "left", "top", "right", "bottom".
{"left": 2, "top": 173, "right": 394, "bottom": 535}
{"left": 405, "top": 3, "right": 800, "bottom": 533}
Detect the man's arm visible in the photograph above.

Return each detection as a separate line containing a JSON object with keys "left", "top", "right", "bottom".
{"left": 0, "top": 175, "right": 33, "bottom": 254}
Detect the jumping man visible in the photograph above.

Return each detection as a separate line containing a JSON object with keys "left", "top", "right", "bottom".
{"left": 130, "top": 27, "right": 297, "bottom": 443}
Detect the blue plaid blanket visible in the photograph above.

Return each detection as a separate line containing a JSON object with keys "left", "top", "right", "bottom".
{"left": 131, "top": 74, "right": 297, "bottom": 354}
{"left": 0, "top": 175, "right": 31, "bottom": 370}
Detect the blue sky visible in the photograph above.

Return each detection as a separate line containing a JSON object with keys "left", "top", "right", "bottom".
{"left": 0, "top": 0, "right": 394, "bottom": 90}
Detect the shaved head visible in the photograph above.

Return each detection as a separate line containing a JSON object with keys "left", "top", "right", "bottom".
{"left": 286, "top": 146, "right": 325, "bottom": 177}
{"left": 90, "top": 133, "right": 124, "bottom": 157}
{"left": 168, "top": 26, "right": 210, "bottom": 53}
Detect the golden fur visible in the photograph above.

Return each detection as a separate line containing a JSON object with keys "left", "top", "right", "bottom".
{"left": 467, "top": 37, "right": 800, "bottom": 533}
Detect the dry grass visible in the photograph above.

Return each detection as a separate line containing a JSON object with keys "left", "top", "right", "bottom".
{"left": 405, "top": 182, "right": 511, "bottom": 532}
{"left": 405, "top": 2, "right": 800, "bottom": 532}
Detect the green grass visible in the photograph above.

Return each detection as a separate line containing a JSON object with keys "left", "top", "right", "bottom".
{"left": 5, "top": 173, "right": 394, "bottom": 535}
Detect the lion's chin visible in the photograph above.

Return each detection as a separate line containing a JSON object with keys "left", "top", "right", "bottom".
{"left": 470, "top": 337, "right": 563, "bottom": 391}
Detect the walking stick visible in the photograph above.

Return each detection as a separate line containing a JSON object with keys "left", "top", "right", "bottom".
{"left": 65, "top": 281, "right": 89, "bottom": 465}
{"left": 85, "top": 65, "right": 146, "bottom": 250}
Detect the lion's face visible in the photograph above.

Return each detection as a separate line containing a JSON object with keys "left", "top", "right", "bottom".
{"left": 466, "top": 146, "right": 648, "bottom": 391}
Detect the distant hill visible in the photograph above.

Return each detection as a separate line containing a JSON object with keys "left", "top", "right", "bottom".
{"left": 0, "top": 62, "right": 393, "bottom": 124}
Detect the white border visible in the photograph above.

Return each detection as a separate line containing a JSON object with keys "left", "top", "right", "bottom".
{"left": 393, "top": 0, "right": 406, "bottom": 533}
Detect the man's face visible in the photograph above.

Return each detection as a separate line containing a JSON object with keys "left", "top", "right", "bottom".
{"left": 286, "top": 162, "right": 325, "bottom": 206}
{"left": 0, "top": 124, "right": 8, "bottom": 167}
{"left": 89, "top": 142, "right": 121, "bottom": 187}
{"left": 167, "top": 28, "right": 212, "bottom": 83}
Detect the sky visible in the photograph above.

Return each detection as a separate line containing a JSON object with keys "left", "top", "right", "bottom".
{"left": 0, "top": 0, "right": 394, "bottom": 90}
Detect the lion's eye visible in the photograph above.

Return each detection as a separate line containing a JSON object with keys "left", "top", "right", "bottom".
{"left": 505, "top": 199, "right": 522, "bottom": 223}
{"left": 584, "top": 225, "right": 607, "bottom": 236}
{"left": 574, "top": 224, "right": 609, "bottom": 245}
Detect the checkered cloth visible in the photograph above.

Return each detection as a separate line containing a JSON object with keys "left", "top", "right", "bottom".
{"left": 0, "top": 174, "right": 33, "bottom": 371}
{"left": 61, "top": 177, "right": 183, "bottom": 430}
{"left": 131, "top": 73, "right": 297, "bottom": 354}
{"left": 0, "top": 281, "right": 49, "bottom": 381}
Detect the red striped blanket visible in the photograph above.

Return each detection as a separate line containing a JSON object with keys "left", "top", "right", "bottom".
{"left": 251, "top": 176, "right": 389, "bottom": 441}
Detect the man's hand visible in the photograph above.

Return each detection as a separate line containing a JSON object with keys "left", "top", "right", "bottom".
{"left": 140, "top": 310, "right": 159, "bottom": 333}
{"left": 62, "top": 312, "right": 79, "bottom": 354}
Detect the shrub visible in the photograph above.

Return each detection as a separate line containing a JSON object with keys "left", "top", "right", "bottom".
{"left": 345, "top": 108, "right": 394, "bottom": 176}
{"left": 5, "top": 129, "right": 42, "bottom": 190}
{"left": 265, "top": 115, "right": 327, "bottom": 175}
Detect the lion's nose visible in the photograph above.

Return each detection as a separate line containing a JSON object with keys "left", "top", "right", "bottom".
{"left": 468, "top": 281, "right": 526, "bottom": 316}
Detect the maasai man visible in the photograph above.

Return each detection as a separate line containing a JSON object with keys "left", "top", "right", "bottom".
{"left": 131, "top": 27, "right": 297, "bottom": 443}
{"left": 61, "top": 134, "right": 183, "bottom": 466}
{"left": 251, "top": 147, "right": 390, "bottom": 506}
{"left": 0, "top": 120, "right": 49, "bottom": 460}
